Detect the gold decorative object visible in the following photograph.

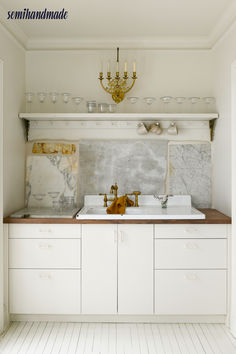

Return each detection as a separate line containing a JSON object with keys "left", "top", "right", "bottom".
{"left": 32, "top": 142, "right": 76, "bottom": 155}
{"left": 98, "top": 48, "right": 137, "bottom": 104}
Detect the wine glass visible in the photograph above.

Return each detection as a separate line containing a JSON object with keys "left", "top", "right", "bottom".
{"left": 174, "top": 97, "right": 186, "bottom": 113}
{"left": 62, "top": 93, "right": 71, "bottom": 104}
{"left": 160, "top": 96, "right": 173, "bottom": 113}
{"left": 202, "top": 97, "right": 215, "bottom": 112}
{"left": 143, "top": 97, "right": 156, "bottom": 112}
{"left": 72, "top": 97, "right": 83, "bottom": 112}
{"left": 49, "top": 92, "right": 58, "bottom": 104}
{"left": 188, "top": 97, "right": 201, "bottom": 112}
{"left": 47, "top": 191, "right": 60, "bottom": 210}
{"left": 127, "top": 97, "right": 139, "bottom": 104}
{"left": 32, "top": 193, "right": 45, "bottom": 209}
{"left": 38, "top": 92, "right": 47, "bottom": 104}
{"left": 25, "top": 92, "right": 34, "bottom": 113}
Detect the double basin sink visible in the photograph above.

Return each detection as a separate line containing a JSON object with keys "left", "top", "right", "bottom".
{"left": 76, "top": 195, "right": 205, "bottom": 220}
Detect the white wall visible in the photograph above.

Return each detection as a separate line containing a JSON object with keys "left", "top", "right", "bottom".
{"left": 26, "top": 49, "right": 214, "bottom": 113}
{"left": 212, "top": 25, "right": 236, "bottom": 217}
{"left": 0, "top": 26, "right": 26, "bottom": 217}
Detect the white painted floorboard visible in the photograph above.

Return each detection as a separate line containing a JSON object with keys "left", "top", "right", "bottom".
{"left": 0, "top": 322, "right": 236, "bottom": 354}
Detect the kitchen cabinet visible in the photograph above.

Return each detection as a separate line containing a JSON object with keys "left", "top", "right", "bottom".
{"left": 81, "top": 224, "right": 117, "bottom": 314}
{"left": 8, "top": 224, "right": 81, "bottom": 315}
{"left": 82, "top": 224, "right": 153, "bottom": 314}
{"left": 7, "top": 221, "right": 228, "bottom": 318}
{"left": 154, "top": 224, "right": 228, "bottom": 315}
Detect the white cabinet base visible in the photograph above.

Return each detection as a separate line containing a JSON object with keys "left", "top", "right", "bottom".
{"left": 10, "top": 314, "right": 226, "bottom": 324}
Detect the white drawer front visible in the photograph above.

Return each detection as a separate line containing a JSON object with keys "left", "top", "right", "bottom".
{"left": 9, "top": 269, "right": 81, "bottom": 314}
{"left": 155, "top": 270, "right": 226, "bottom": 315}
{"left": 155, "top": 224, "right": 228, "bottom": 239}
{"left": 9, "top": 239, "right": 81, "bottom": 269}
{"left": 9, "top": 224, "right": 81, "bottom": 239}
{"left": 155, "top": 239, "right": 227, "bottom": 269}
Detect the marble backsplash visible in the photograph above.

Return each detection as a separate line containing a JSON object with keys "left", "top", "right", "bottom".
{"left": 25, "top": 140, "right": 211, "bottom": 209}
{"left": 78, "top": 140, "right": 168, "bottom": 207}
{"left": 168, "top": 143, "right": 211, "bottom": 208}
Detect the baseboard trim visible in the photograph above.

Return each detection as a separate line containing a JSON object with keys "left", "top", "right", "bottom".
{"left": 10, "top": 314, "right": 226, "bottom": 323}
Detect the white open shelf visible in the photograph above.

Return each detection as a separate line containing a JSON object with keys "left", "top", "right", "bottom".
{"left": 19, "top": 112, "right": 218, "bottom": 122}
{"left": 19, "top": 112, "right": 218, "bottom": 142}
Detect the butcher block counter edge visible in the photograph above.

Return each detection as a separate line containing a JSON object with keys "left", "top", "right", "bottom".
{"left": 3, "top": 209, "right": 231, "bottom": 224}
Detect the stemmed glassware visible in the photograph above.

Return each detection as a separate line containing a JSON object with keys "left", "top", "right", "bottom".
{"left": 48, "top": 191, "right": 60, "bottom": 209}
{"left": 160, "top": 96, "right": 172, "bottom": 113}
{"left": 143, "top": 97, "right": 156, "bottom": 112}
{"left": 174, "top": 97, "right": 186, "bottom": 113}
{"left": 25, "top": 92, "right": 34, "bottom": 113}
{"left": 127, "top": 97, "right": 139, "bottom": 105}
{"left": 72, "top": 97, "right": 83, "bottom": 112}
{"left": 62, "top": 93, "right": 71, "bottom": 104}
{"left": 202, "top": 97, "right": 215, "bottom": 112}
{"left": 188, "top": 97, "right": 201, "bottom": 112}
{"left": 32, "top": 193, "right": 46, "bottom": 209}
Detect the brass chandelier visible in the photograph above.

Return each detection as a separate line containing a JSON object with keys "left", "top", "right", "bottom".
{"left": 98, "top": 48, "right": 137, "bottom": 104}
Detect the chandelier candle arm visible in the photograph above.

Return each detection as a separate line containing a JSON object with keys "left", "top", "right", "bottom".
{"left": 98, "top": 47, "right": 137, "bottom": 104}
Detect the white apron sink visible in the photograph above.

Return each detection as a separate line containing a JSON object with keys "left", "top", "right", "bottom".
{"left": 76, "top": 195, "right": 205, "bottom": 220}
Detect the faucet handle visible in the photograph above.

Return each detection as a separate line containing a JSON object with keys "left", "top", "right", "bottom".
{"left": 99, "top": 193, "right": 108, "bottom": 207}
{"left": 132, "top": 191, "right": 141, "bottom": 207}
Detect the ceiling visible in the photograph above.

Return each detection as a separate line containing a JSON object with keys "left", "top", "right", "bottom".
{"left": 0, "top": 0, "right": 235, "bottom": 49}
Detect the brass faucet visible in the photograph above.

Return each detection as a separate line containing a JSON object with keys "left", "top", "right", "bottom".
{"left": 100, "top": 183, "right": 119, "bottom": 207}
{"left": 125, "top": 191, "right": 141, "bottom": 207}
{"left": 110, "top": 183, "right": 118, "bottom": 200}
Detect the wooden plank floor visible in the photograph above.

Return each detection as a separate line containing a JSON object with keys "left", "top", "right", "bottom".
{"left": 0, "top": 322, "right": 236, "bottom": 354}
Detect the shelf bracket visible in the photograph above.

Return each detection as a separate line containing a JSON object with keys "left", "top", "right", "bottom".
{"left": 22, "top": 118, "right": 30, "bottom": 142}
{"left": 209, "top": 118, "right": 217, "bottom": 142}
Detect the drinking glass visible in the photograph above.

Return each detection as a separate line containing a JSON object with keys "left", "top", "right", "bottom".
{"left": 25, "top": 92, "right": 35, "bottom": 113}
{"left": 72, "top": 97, "right": 83, "bottom": 112}
{"left": 174, "top": 97, "right": 186, "bottom": 113}
{"left": 48, "top": 191, "right": 60, "bottom": 209}
{"left": 62, "top": 93, "right": 71, "bottom": 104}
{"left": 32, "top": 193, "right": 45, "bottom": 209}
{"left": 127, "top": 97, "right": 139, "bottom": 104}
{"left": 50, "top": 92, "right": 58, "bottom": 104}
{"left": 38, "top": 92, "right": 47, "bottom": 104}
{"left": 160, "top": 96, "right": 173, "bottom": 113}
{"left": 188, "top": 97, "right": 201, "bottom": 112}
{"left": 202, "top": 97, "right": 215, "bottom": 112}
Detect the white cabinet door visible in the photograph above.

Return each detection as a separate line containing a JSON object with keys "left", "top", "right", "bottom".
{"left": 155, "top": 270, "right": 227, "bottom": 315}
{"left": 9, "top": 269, "right": 81, "bottom": 314}
{"left": 118, "top": 224, "right": 153, "bottom": 314}
{"left": 9, "top": 239, "right": 81, "bottom": 269}
{"left": 155, "top": 239, "right": 227, "bottom": 269}
{"left": 82, "top": 224, "right": 117, "bottom": 314}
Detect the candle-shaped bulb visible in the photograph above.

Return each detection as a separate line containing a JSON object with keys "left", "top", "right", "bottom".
{"left": 116, "top": 61, "right": 119, "bottom": 73}
{"left": 124, "top": 61, "right": 128, "bottom": 72}
{"left": 100, "top": 61, "right": 103, "bottom": 73}
{"left": 107, "top": 61, "right": 110, "bottom": 73}
{"left": 133, "top": 61, "right": 136, "bottom": 72}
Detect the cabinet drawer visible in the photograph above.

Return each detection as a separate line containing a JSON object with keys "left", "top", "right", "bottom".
{"left": 155, "top": 224, "right": 228, "bottom": 239}
{"left": 155, "top": 270, "right": 226, "bottom": 315}
{"left": 9, "top": 224, "right": 81, "bottom": 239}
{"left": 9, "top": 239, "right": 81, "bottom": 269}
{"left": 155, "top": 239, "right": 227, "bottom": 269}
{"left": 9, "top": 269, "right": 81, "bottom": 314}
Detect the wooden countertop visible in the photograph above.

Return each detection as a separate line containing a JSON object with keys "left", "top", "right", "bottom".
{"left": 3, "top": 209, "right": 231, "bottom": 224}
